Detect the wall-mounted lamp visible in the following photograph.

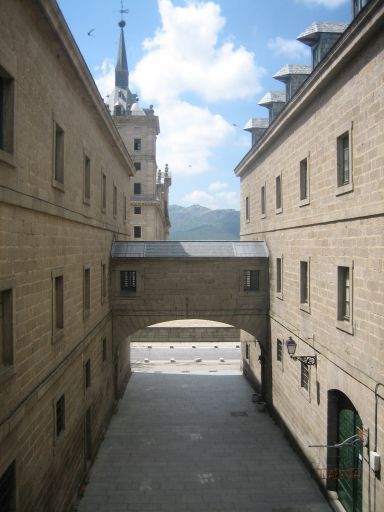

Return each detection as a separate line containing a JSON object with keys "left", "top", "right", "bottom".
{"left": 285, "top": 337, "right": 317, "bottom": 366}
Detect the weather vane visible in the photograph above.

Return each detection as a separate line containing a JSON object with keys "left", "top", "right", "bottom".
{"left": 117, "top": 0, "right": 129, "bottom": 20}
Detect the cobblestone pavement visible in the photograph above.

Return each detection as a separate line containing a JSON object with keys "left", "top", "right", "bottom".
{"left": 76, "top": 370, "right": 331, "bottom": 512}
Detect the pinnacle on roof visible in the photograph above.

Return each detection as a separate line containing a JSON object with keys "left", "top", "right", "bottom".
{"left": 258, "top": 91, "right": 286, "bottom": 106}
{"left": 115, "top": 21, "right": 129, "bottom": 89}
{"left": 244, "top": 118, "right": 269, "bottom": 131}
{"left": 273, "top": 64, "right": 312, "bottom": 81}
{"left": 297, "top": 22, "right": 348, "bottom": 45}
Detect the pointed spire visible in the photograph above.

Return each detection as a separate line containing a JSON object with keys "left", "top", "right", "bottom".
{"left": 115, "top": 20, "right": 128, "bottom": 89}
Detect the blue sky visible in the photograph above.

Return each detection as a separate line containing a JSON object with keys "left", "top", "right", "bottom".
{"left": 58, "top": 0, "right": 351, "bottom": 210}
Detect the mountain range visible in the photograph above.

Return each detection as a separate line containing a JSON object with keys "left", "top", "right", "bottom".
{"left": 168, "top": 204, "right": 240, "bottom": 240}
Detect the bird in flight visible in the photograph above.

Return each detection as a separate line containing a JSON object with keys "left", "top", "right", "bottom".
{"left": 87, "top": 28, "right": 95, "bottom": 37}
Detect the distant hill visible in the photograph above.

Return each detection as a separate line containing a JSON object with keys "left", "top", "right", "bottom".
{"left": 169, "top": 204, "right": 240, "bottom": 240}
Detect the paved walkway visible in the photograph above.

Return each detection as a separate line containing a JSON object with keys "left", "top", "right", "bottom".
{"left": 77, "top": 372, "right": 331, "bottom": 512}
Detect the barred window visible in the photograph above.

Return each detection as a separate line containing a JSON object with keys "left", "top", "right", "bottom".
{"left": 120, "top": 271, "right": 136, "bottom": 292}
{"left": 85, "top": 359, "right": 91, "bottom": 389}
{"left": 56, "top": 394, "right": 65, "bottom": 437}
{"left": 243, "top": 270, "right": 260, "bottom": 291}
{"left": 300, "top": 363, "right": 309, "bottom": 391}
{"left": 337, "top": 132, "right": 350, "bottom": 187}
{"left": 134, "top": 138, "right": 141, "bottom": 151}
{"left": 300, "top": 158, "right": 308, "bottom": 201}
{"left": 276, "top": 339, "right": 282, "bottom": 362}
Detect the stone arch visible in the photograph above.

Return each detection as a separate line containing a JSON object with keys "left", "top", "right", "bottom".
{"left": 327, "top": 389, "right": 363, "bottom": 512}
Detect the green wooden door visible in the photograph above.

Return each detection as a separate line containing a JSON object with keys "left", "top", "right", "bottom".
{"left": 337, "top": 400, "right": 362, "bottom": 512}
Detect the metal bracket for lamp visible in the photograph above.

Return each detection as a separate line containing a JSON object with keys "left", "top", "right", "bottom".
{"left": 285, "top": 337, "right": 317, "bottom": 366}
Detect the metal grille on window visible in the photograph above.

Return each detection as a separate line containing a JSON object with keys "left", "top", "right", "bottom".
{"left": 342, "top": 267, "right": 350, "bottom": 320}
{"left": 300, "top": 159, "right": 307, "bottom": 200}
{"left": 56, "top": 395, "right": 65, "bottom": 437}
{"left": 120, "top": 270, "right": 136, "bottom": 292}
{"left": 342, "top": 135, "right": 349, "bottom": 185}
{"left": 244, "top": 270, "right": 259, "bottom": 291}
{"left": 301, "top": 362, "right": 309, "bottom": 391}
{"left": 277, "top": 339, "right": 282, "bottom": 361}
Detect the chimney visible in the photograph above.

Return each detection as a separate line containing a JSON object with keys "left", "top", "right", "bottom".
{"left": 258, "top": 92, "right": 286, "bottom": 123}
{"left": 273, "top": 65, "right": 312, "bottom": 101}
{"left": 297, "top": 22, "right": 348, "bottom": 69}
{"left": 244, "top": 118, "right": 269, "bottom": 146}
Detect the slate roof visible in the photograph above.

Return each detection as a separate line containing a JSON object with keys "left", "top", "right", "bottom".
{"left": 244, "top": 118, "right": 270, "bottom": 131}
{"left": 258, "top": 91, "right": 286, "bottom": 106}
{"left": 111, "top": 240, "right": 269, "bottom": 258}
{"left": 273, "top": 65, "right": 312, "bottom": 80}
{"left": 297, "top": 22, "right": 348, "bottom": 43}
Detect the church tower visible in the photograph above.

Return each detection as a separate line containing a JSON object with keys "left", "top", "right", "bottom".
{"left": 108, "top": 11, "right": 171, "bottom": 240}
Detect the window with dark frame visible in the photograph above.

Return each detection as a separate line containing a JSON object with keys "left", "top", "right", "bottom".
{"left": 120, "top": 271, "right": 136, "bottom": 292}
{"left": 134, "top": 206, "right": 141, "bottom": 215}
{"left": 84, "top": 268, "right": 91, "bottom": 313}
{"left": 54, "top": 275, "right": 64, "bottom": 331}
{"left": 123, "top": 195, "right": 127, "bottom": 221}
{"left": 133, "top": 183, "right": 141, "bottom": 195}
{"left": 102, "top": 337, "right": 107, "bottom": 361}
{"left": 243, "top": 270, "right": 260, "bottom": 291}
{"left": 300, "top": 362, "right": 309, "bottom": 391}
{"left": 134, "top": 162, "right": 141, "bottom": 171}
{"left": 0, "top": 67, "right": 14, "bottom": 154}
{"left": 245, "top": 196, "right": 250, "bottom": 221}
{"left": 245, "top": 343, "right": 250, "bottom": 359}
{"left": 0, "top": 288, "right": 13, "bottom": 366}
{"left": 56, "top": 394, "right": 65, "bottom": 437}
{"left": 53, "top": 123, "right": 64, "bottom": 185}
{"left": 134, "top": 226, "right": 142, "bottom": 239}
{"left": 276, "top": 258, "right": 282, "bottom": 294}
{"left": 85, "top": 359, "right": 91, "bottom": 389}
{"left": 101, "top": 263, "right": 106, "bottom": 301}
{"left": 261, "top": 186, "right": 265, "bottom": 215}
{"left": 300, "top": 158, "right": 308, "bottom": 201}
{"left": 0, "top": 461, "right": 16, "bottom": 512}
{"left": 113, "top": 184, "right": 117, "bottom": 217}
{"left": 338, "top": 266, "right": 350, "bottom": 321}
{"left": 101, "top": 173, "right": 107, "bottom": 211}
{"left": 337, "top": 132, "right": 350, "bottom": 186}
{"left": 134, "top": 138, "right": 141, "bottom": 151}
{"left": 275, "top": 175, "right": 282, "bottom": 210}
{"left": 300, "top": 261, "right": 309, "bottom": 305}
{"left": 84, "top": 155, "right": 91, "bottom": 203}
{"left": 276, "top": 339, "right": 282, "bottom": 362}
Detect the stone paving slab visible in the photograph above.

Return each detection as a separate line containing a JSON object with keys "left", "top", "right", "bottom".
{"left": 76, "top": 372, "right": 331, "bottom": 512}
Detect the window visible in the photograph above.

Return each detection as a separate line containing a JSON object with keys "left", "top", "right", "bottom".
{"left": 299, "top": 158, "right": 309, "bottom": 203}
{"left": 276, "top": 339, "right": 283, "bottom": 362}
{"left": 134, "top": 226, "right": 142, "bottom": 239}
{"left": 113, "top": 184, "right": 117, "bottom": 217}
{"left": 83, "top": 267, "right": 91, "bottom": 316}
{"left": 353, "top": 0, "right": 369, "bottom": 17}
{"left": 245, "top": 343, "right": 250, "bottom": 360}
{"left": 0, "top": 462, "right": 16, "bottom": 512}
{"left": 134, "top": 206, "right": 141, "bottom": 215}
{"left": 275, "top": 175, "right": 282, "bottom": 212}
{"left": 300, "top": 261, "right": 309, "bottom": 308}
{"left": 101, "top": 172, "right": 107, "bottom": 212}
{"left": 55, "top": 394, "right": 65, "bottom": 438}
{"left": 53, "top": 274, "right": 64, "bottom": 337}
{"left": 261, "top": 186, "right": 266, "bottom": 216}
{"left": 123, "top": 195, "right": 127, "bottom": 221}
{"left": 134, "top": 162, "right": 141, "bottom": 171}
{"left": 134, "top": 138, "right": 141, "bottom": 151}
{"left": 101, "top": 263, "right": 107, "bottom": 303}
{"left": 243, "top": 270, "right": 260, "bottom": 291}
{"left": 0, "top": 66, "right": 14, "bottom": 156}
{"left": 120, "top": 271, "right": 136, "bottom": 292}
{"left": 0, "top": 288, "right": 13, "bottom": 367}
{"left": 133, "top": 183, "right": 141, "bottom": 195}
{"left": 276, "top": 257, "right": 282, "bottom": 297}
{"left": 245, "top": 196, "right": 250, "bottom": 221}
{"left": 102, "top": 337, "right": 107, "bottom": 362}
{"left": 336, "top": 129, "right": 353, "bottom": 195}
{"left": 300, "top": 362, "right": 309, "bottom": 391}
{"left": 338, "top": 266, "right": 351, "bottom": 320}
{"left": 83, "top": 155, "right": 91, "bottom": 204}
{"left": 53, "top": 122, "right": 64, "bottom": 186}
{"left": 85, "top": 359, "right": 91, "bottom": 389}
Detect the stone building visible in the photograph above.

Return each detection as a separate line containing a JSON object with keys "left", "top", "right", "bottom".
{"left": 107, "top": 18, "right": 171, "bottom": 241}
{"left": 236, "top": 1, "right": 383, "bottom": 511}
{"left": 0, "top": 0, "right": 137, "bottom": 510}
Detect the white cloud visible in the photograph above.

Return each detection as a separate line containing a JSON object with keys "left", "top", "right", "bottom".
{"left": 296, "top": 0, "right": 348, "bottom": 7}
{"left": 208, "top": 181, "right": 228, "bottom": 192}
{"left": 94, "top": 59, "right": 115, "bottom": 100}
{"left": 131, "top": 0, "right": 264, "bottom": 103}
{"left": 268, "top": 37, "right": 310, "bottom": 60}
{"left": 156, "top": 99, "right": 234, "bottom": 175}
{"left": 183, "top": 188, "right": 238, "bottom": 209}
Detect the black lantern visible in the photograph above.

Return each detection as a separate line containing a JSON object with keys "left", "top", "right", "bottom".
{"left": 285, "top": 336, "right": 317, "bottom": 366}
